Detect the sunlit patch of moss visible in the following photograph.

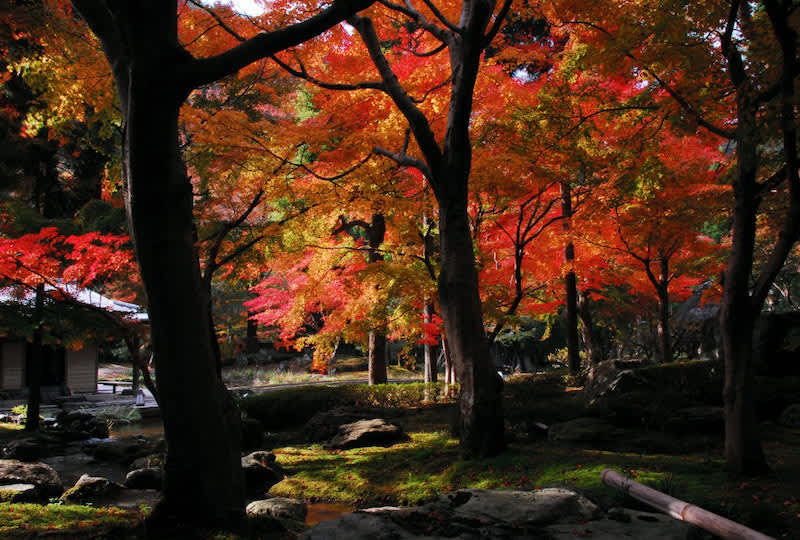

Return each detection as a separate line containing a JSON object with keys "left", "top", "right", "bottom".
{"left": 0, "top": 502, "right": 142, "bottom": 537}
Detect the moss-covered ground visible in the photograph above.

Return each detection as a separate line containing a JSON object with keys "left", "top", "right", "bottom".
{"left": 1, "top": 366, "right": 798, "bottom": 538}
{"left": 255, "top": 370, "right": 800, "bottom": 539}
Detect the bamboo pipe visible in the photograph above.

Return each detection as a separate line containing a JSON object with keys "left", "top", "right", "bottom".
{"left": 600, "top": 469, "right": 774, "bottom": 540}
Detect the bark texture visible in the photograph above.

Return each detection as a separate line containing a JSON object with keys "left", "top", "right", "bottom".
{"left": 71, "top": 0, "right": 376, "bottom": 528}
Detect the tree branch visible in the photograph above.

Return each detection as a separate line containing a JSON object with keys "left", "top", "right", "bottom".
{"left": 350, "top": 14, "right": 443, "bottom": 184}
{"left": 373, "top": 145, "right": 433, "bottom": 179}
{"left": 180, "top": 0, "right": 376, "bottom": 91}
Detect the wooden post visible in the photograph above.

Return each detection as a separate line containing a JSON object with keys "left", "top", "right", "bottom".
{"left": 601, "top": 469, "right": 774, "bottom": 540}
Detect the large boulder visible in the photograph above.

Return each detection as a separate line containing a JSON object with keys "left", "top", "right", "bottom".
{"left": 302, "top": 408, "right": 369, "bottom": 443}
{"left": 242, "top": 451, "right": 285, "bottom": 496}
{"left": 247, "top": 497, "right": 308, "bottom": 522}
{"left": 326, "top": 419, "right": 407, "bottom": 450}
{"left": 584, "top": 360, "right": 648, "bottom": 404}
{"left": 0, "top": 459, "right": 63, "bottom": 499}
{"left": 301, "top": 488, "right": 692, "bottom": 539}
{"left": 60, "top": 474, "right": 124, "bottom": 504}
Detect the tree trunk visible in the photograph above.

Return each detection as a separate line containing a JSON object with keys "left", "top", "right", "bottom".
{"left": 657, "top": 290, "right": 671, "bottom": 364}
{"left": 126, "top": 84, "right": 244, "bottom": 530}
{"left": 246, "top": 315, "right": 259, "bottom": 354}
{"left": 577, "top": 291, "right": 602, "bottom": 365}
{"left": 368, "top": 331, "right": 387, "bottom": 385}
{"left": 366, "top": 213, "right": 388, "bottom": 384}
{"left": 25, "top": 283, "right": 44, "bottom": 432}
{"left": 561, "top": 182, "right": 580, "bottom": 374}
{"left": 91, "top": 9, "right": 244, "bottom": 527}
{"left": 438, "top": 195, "right": 504, "bottom": 458}
{"left": 720, "top": 129, "right": 769, "bottom": 475}
{"left": 423, "top": 302, "right": 437, "bottom": 383}
{"left": 442, "top": 336, "right": 454, "bottom": 397}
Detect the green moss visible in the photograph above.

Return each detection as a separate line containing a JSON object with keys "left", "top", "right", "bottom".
{"left": 0, "top": 503, "right": 143, "bottom": 538}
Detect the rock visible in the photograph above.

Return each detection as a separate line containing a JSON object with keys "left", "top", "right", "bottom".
{"left": 0, "top": 459, "right": 63, "bottom": 499}
{"left": 302, "top": 408, "right": 369, "bottom": 443}
{"left": 586, "top": 364, "right": 652, "bottom": 405}
{"left": 54, "top": 411, "right": 109, "bottom": 439}
{"left": 129, "top": 453, "right": 165, "bottom": 471}
{"left": 326, "top": 419, "right": 407, "bottom": 450}
{"left": 2, "top": 437, "right": 46, "bottom": 461}
{"left": 302, "top": 488, "right": 691, "bottom": 540}
{"left": 547, "top": 417, "right": 621, "bottom": 444}
{"left": 60, "top": 474, "right": 124, "bottom": 504}
{"left": 543, "top": 509, "right": 692, "bottom": 539}
{"left": 84, "top": 436, "right": 160, "bottom": 465}
{"left": 241, "top": 451, "right": 285, "bottom": 496}
{"left": 777, "top": 403, "right": 800, "bottom": 428}
{"left": 247, "top": 497, "right": 308, "bottom": 522}
{"left": 446, "top": 488, "right": 601, "bottom": 525}
{"left": 664, "top": 406, "right": 724, "bottom": 434}
{"left": 124, "top": 467, "right": 162, "bottom": 490}
{"left": 0, "top": 483, "right": 39, "bottom": 502}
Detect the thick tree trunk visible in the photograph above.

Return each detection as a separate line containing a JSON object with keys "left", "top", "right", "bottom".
{"left": 438, "top": 196, "right": 504, "bottom": 458}
{"left": 720, "top": 131, "right": 769, "bottom": 475}
{"left": 25, "top": 283, "right": 44, "bottom": 432}
{"left": 103, "top": 13, "right": 244, "bottom": 526}
{"left": 423, "top": 302, "right": 437, "bottom": 383}
{"left": 368, "top": 331, "right": 387, "bottom": 385}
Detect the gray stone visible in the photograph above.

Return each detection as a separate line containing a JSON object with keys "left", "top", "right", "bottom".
{"left": 0, "top": 483, "right": 39, "bottom": 502}
{"left": 242, "top": 451, "right": 285, "bottom": 496}
{"left": 129, "top": 453, "right": 165, "bottom": 471}
{"left": 543, "top": 509, "right": 692, "bottom": 539}
{"left": 326, "top": 419, "right": 407, "bottom": 450}
{"left": 302, "top": 408, "right": 368, "bottom": 443}
{"left": 124, "top": 467, "right": 162, "bottom": 490}
{"left": 60, "top": 474, "right": 124, "bottom": 504}
{"left": 0, "top": 459, "right": 63, "bottom": 498}
{"left": 584, "top": 360, "right": 649, "bottom": 404}
{"left": 547, "top": 417, "right": 620, "bottom": 444}
{"left": 778, "top": 403, "right": 800, "bottom": 428}
{"left": 247, "top": 497, "right": 307, "bottom": 521}
{"left": 83, "top": 436, "right": 160, "bottom": 465}
{"left": 446, "top": 487, "right": 601, "bottom": 525}
{"left": 300, "top": 489, "right": 692, "bottom": 540}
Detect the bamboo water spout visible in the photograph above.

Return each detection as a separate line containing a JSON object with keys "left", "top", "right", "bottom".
{"left": 600, "top": 469, "right": 773, "bottom": 540}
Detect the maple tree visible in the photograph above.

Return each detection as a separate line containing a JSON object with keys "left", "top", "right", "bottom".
{"left": 54, "top": 0, "right": 378, "bottom": 529}
{"left": 547, "top": 0, "right": 799, "bottom": 474}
